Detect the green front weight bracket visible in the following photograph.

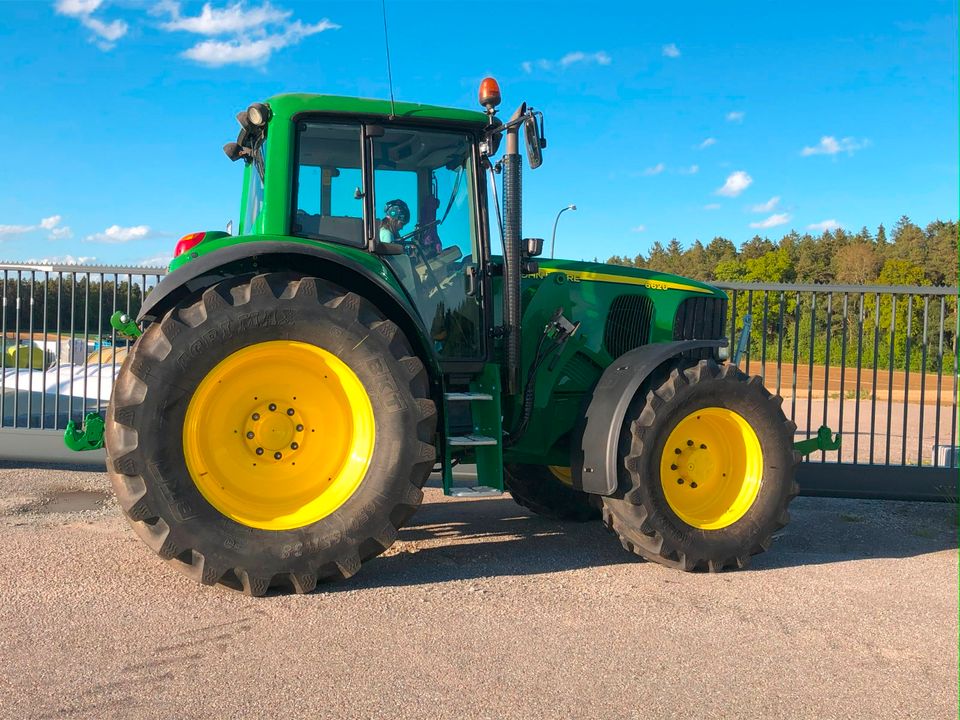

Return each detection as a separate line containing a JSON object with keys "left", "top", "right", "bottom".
{"left": 110, "top": 310, "right": 142, "bottom": 340}
{"left": 64, "top": 412, "right": 106, "bottom": 452}
{"left": 793, "top": 425, "right": 841, "bottom": 457}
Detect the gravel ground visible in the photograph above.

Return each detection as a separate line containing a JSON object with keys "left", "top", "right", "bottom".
{"left": 0, "top": 464, "right": 956, "bottom": 720}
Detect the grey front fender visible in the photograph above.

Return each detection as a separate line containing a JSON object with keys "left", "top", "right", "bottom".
{"left": 573, "top": 340, "right": 725, "bottom": 496}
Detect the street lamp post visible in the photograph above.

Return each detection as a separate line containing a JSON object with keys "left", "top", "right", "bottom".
{"left": 550, "top": 204, "right": 577, "bottom": 259}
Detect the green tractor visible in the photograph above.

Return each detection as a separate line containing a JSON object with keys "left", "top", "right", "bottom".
{"left": 91, "top": 79, "right": 801, "bottom": 594}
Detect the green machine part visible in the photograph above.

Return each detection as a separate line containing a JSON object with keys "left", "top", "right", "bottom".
{"left": 793, "top": 425, "right": 841, "bottom": 457}
{"left": 63, "top": 412, "right": 105, "bottom": 452}
{"left": 110, "top": 311, "right": 142, "bottom": 340}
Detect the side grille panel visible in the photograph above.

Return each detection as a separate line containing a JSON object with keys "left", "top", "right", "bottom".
{"left": 604, "top": 295, "right": 654, "bottom": 358}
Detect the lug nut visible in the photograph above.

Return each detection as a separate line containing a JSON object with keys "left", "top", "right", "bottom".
{"left": 687, "top": 440, "right": 694, "bottom": 447}
{"left": 286, "top": 408, "right": 295, "bottom": 416}
{"left": 700, "top": 443, "right": 707, "bottom": 449}
{"left": 690, "top": 481, "right": 698, "bottom": 489}
{"left": 290, "top": 442, "right": 299, "bottom": 450}
{"left": 256, "top": 447, "right": 264, "bottom": 455}
{"left": 274, "top": 451, "right": 283, "bottom": 460}
{"left": 246, "top": 431, "right": 255, "bottom": 439}
{"left": 252, "top": 413, "right": 260, "bottom": 421}
{"left": 677, "top": 478, "right": 684, "bottom": 484}
{"left": 296, "top": 424, "right": 304, "bottom": 432}
{"left": 674, "top": 448, "right": 681, "bottom": 455}
{"left": 670, "top": 464, "right": 677, "bottom": 470}
{"left": 269, "top": 403, "right": 277, "bottom": 412}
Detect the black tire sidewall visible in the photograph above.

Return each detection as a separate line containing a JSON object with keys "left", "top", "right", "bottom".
{"left": 109, "top": 275, "right": 432, "bottom": 578}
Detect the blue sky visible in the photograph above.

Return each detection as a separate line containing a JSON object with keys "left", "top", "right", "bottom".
{"left": 0, "top": 0, "right": 956, "bottom": 267}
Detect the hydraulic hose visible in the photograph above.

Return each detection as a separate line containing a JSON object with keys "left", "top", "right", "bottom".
{"left": 502, "top": 152, "right": 522, "bottom": 395}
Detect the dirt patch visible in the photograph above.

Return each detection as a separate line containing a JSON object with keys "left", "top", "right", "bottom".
{"left": 29, "top": 489, "right": 112, "bottom": 514}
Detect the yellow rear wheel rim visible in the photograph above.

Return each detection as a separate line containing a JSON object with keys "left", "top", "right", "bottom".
{"left": 183, "top": 340, "right": 375, "bottom": 530}
{"left": 659, "top": 407, "right": 762, "bottom": 530}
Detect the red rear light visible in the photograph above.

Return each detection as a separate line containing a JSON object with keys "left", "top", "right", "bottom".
{"left": 174, "top": 232, "right": 205, "bottom": 257}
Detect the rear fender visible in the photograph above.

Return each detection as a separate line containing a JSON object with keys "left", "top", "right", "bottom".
{"left": 137, "top": 241, "right": 439, "bottom": 382}
{"left": 573, "top": 340, "right": 725, "bottom": 496}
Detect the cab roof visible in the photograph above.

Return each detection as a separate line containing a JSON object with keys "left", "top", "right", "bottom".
{"left": 266, "top": 93, "right": 491, "bottom": 126}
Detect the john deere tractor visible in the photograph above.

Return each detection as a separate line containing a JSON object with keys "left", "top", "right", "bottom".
{"left": 89, "top": 79, "right": 800, "bottom": 595}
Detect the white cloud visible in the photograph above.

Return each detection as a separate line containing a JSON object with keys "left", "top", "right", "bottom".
{"left": 139, "top": 252, "right": 174, "bottom": 267}
{"left": 725, "top": 111, "right": 745, "bottom": 123}
{"left": 0, "top": 224, "right": 34, "bottom": 237}
{"left": 703, "top": 203, "right": 722, "bottom": 210}
{"left": 631, "top": 225, "right": 646, "bottom": 233}
{"left": 181, "top": 18, "right": 338, "bottom": 66}
{"left": 751, "top": 196, "right": 780, "bottom": 213}
{"left": 697, "top": 137, "right": 716, "bottom": 149}
{"left": 750, "top": 213, "right": 791, "bottom": 229}
{"left": 679, "top": 164, "right": 699, "bottom": 175}
{"left": 807, "top": 219, "right": 842, "bottom": 232}
{"left": 50, "top": 226, "right": 74, "bottom": 240}
{"left": 26, "top": 255, "right": 97, "bottom": 265}
{"left": 662, "top": 43, "right": 680, "bottom": 58}
{"left": 801, "top": 136, "right": 870, "bottom": 157}
{"left": 86, "top": 224, "right": 154, "bottom": 243}
{"left": 715, "top": 170, "right": 752, "bottom": 197}
{"left": 158, "top": 1, "right": 291, "bottom": 35}
{"left": 40, "top": 215, "right": 62, "bottom": 230}
{"left": 643, "top": 162, "right": 665, "bottom": 176}
{"left": 522, "top": 50, "right": 611, "bottom": 73}
{"left": 56, "top": 0, "right": 128, "bottom": 48}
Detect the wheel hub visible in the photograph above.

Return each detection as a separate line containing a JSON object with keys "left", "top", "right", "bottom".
{"left": 243, "top": 402, "right": 305, "bottom": 458}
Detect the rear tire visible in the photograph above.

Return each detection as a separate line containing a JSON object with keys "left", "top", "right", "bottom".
{"left": 504, "top": 464, "right": 600, "bottom": 522}
{"left": 105, "top": 273, "right": 437, "bottom": 595}
{"left": 602, "top": 359, "right": 798, "bottom": 571}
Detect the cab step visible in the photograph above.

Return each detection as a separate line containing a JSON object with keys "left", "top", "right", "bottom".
{"left": 444, "top": 392, "right": 494, "bottom": 401}
{"left": 447, "top": 434, "right": 498, "bottom": 447}
{"left": 448, "top": 486, "right": 504, "bottom": 497}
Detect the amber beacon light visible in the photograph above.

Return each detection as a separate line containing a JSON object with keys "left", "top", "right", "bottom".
{"left": 478, "top": 77, "right": 501, "bottom": 112}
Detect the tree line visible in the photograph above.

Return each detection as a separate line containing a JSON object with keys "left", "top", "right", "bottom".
{"left": 607, "top": 216, "right": 958, "bottom": 374}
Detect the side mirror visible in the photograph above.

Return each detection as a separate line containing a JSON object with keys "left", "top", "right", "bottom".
{"left": 523, "top": 115, "right": 542, "bottom": 169}
{"left": 523, "top": 237, "right": 544, "bottom": 257}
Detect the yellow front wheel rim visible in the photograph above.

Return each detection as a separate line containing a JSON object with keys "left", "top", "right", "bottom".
{"left": 659, "top": 407, "right": 763, "bottom": 530}
{"left": 183, "top": 341, "right": 375, "bottom": 530}
{"left": 547, "top": 465, "right": 573, "bottom": 486}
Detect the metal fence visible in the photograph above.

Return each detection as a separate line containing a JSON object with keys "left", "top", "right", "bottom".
{"left": 716, "top": 282, "right": 959, "bottom": 500}
{"left": 0, "top": 264, "right": 955, "bottom": 498}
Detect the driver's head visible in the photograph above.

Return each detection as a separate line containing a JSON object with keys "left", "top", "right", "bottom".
{"left": 384, "top": 199, "right": 410, "bottom": 228}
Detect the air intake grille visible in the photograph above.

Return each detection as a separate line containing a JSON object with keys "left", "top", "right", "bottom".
{"left": 673, "top": 296, "right": 728, "bottom": 360}
{"left": 604, "top": 295, "right": 654, "bottom": 357}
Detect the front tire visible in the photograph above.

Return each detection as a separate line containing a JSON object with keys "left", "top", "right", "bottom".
{"left": 105, "top": 273, "right": 437, "bottom": 595}
{"left": 602, "top": 359, "right": 798, "bottom": 572}
{"left": 504, "top": 464, "right": 600, "bottom": 522}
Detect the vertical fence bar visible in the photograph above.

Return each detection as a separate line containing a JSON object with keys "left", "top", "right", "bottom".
{"left": 885, "top": 295, "right": 897, "bottom": 465}
{"left": 821, "top": 293, "right": 833, "bottom": 461}
{"left": 745, "top": 289, "right": 753, "bottom": 374}
{"left": 69, "top": 272, "right": 76, "bottom": 425}
{"left": 729, "top": 289, "right": 738, "bottom": 362}
{"left": 934, "top": 297, "right": 945, "bottom": 468}
{"left": 901, "top": 295, "right": 913, "bottom": 465}
{"left": 95, "top": 272, "right": 104, "bottom": 414}
{"left": 82, "top": 273, "right": 90, "bottom": 415}
{"left": 917, "top": 297, "right": 929, "bottom": 466}
{"left": 775, "top": 291, "right": 785, "bottom": 398}
{"left": 41, "top": 272, "right": 48, "bottom": 430}
{"left": 27, "top": 270, "right": 35, "bottom": 427}
{"left": 951, "top": 308, "right": 958, "bottom": 468}
{"left": 837, "top": 293, "right": 848, "bottom": 460}
{"left": 853, "top": 293, "right": 865, "bottom": 464}
{"left": 55, "top": 273, "right": 62, "bottom": 430}
{"left": 869, "top": 292, "right": 881, "bottom": 464}
{"left": 760, "top": 291, "right": 769, "bottom": 383}
{"left": 791, "top": 291, "right": 801, "bottom": 423}
{"left": 806, "top": 292, "right": 816, "bottom": 445}
{"left": 13, "top": 271, "right": 22, "bottom": 428}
